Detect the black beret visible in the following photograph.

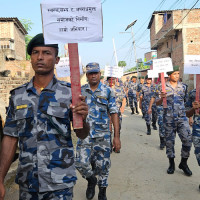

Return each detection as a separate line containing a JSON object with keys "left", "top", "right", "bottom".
{"left": 167, "top": 65, "right": 179, "bottom": 75}
{"left": 27, "top": 33, "right": 58, "bottom": 55}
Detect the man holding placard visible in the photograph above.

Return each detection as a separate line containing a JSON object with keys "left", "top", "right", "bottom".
{"left": 156, "top": 66, "right": 192, "bottom": 176}
{"left": 0, "top": 33, "right": 90, "bottom": 200}
{"left": 75, "top": 63, "right": 120, "bottom": 200}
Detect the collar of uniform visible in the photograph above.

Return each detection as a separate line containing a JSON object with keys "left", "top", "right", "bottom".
{"left": 86, "top": 81, "right": 102, "bottom": 92}
{"left": 26, "top": 75, "right": 58, "bottom": 92}
{"left": 166, "top": 81, "right": 182, "bottom": 88}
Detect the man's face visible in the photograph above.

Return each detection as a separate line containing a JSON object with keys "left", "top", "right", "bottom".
{"left": 107, "top": 78, "right": 116, "bottom": 86}
{"left": 31, "top": 46, "right": 60, "bottom": 76}
{"left": 169, "top": 71, "right": 180, "bottom": 82}
{"left": 146, "top": 78, "right": 152, "bottom": 84}
{"left": 132, "top": 78, "right": 136, "bottom": 83}
{"left": 140, "top": 78, "right": 144, "bottom": 84}
{"left": 86, "top": 72, "right": 101, "bottom": 86}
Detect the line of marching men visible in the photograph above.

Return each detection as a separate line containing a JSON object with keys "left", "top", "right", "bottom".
{"left": 105, "top": 65, "right": 200, "bottom": 191}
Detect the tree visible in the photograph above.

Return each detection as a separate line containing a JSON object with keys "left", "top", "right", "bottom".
{"left": 20, "top": 19, "right": 34, "bottom": 60}
{"left": 118, "top": 61, "right": 126, "bottom": 67}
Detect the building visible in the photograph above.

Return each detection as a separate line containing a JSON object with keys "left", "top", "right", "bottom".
{"left": 148, "top": 8, "right": 200, "bottom": 89}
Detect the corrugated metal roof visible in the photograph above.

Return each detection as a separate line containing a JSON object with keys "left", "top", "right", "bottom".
{"left": 147, "top": 8, "right": 200, "bottom": 29}
{"left": 0, "top": 17, "right": 28, "bottom": 35}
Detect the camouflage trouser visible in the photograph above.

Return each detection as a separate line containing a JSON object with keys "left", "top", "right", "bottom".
{"left": 192, "top": 117, "right": 200, "bottom": 166}
{"left": 141, "top": 101, "right": 145, "bottom": 116}
{"left": 143, "top": 100, "right": 151, "bottom": 125}
{"left": 152, "top": 104, "right": 157, "bottom": 124}
{"left": 157, "top": 106, "right": 165, "bottom": 138}
{"left": 128, "top": 94, "right": 137, "bottom": 109}
{"left": 75, "top": 135, "right": 111, "bottom": 187}
{"left": 164, "top": 117, "right": 192, "bottom": 158}
{"left": 19, "top": 187, "right": 73, "bottom": 200}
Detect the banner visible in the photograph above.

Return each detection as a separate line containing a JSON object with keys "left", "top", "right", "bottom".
{"left": 153, "top": 57, "right": 173, "bottom": 73}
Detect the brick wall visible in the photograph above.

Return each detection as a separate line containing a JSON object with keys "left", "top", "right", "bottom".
{"left": 0, "top": 77, "right": 29, "bottom": 106}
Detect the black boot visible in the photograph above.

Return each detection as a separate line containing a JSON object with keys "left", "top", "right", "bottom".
{"left": 167, "top": 158, "right": 175, "bottom": 174}
{"left": 160, "top": 137, "right": 166, "bottom": 150}
{"left": 179, "top": 158, "right": 192, "bottom": 176}
{"left": 131, "top": 108, "right": 135, "bottom": 115}
{"left": 146, "top": 124, "right": 151, "bottom": 135}
{"left": 86, "top": 175, "right": 97, "bottom": 200}
{"left": 98, "top": 187, "right": 107, "bottom": 200}
{"left": 152, "top": 122, "right": 157, "bottom": 130}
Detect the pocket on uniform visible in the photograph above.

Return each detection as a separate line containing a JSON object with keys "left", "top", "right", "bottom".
{"left": 46, "top": 102, "right": 70, "bottom": 137}
{"left": 15, "top": 104, "right": 34, "bottom": 137}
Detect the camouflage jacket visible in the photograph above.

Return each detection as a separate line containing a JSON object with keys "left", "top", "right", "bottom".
{"left": 161, "top": 81, "right": 188, "bottom": 118}
{"left": 140, "top": 83, "right": 156, "bottom": 103}
{"left": 113, "top": 85, "right": 126, "bottom": 109}
{"left": 81, "top": 82, "right": 118, "bottom": 138}
{"left": 136, "top": 83, "right": 144, "bottom": 93}
{"left": 127, "top": 81, "right": 137, "bottom": 96}
{"left": 3, "top": 76, "right": 77, "bottom": 192}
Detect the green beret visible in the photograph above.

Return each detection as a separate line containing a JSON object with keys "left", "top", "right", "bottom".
{"left": 131, "top": 76, "right": 137, "bottom": 79}
{"left": 140, "top": 76, "right": 145, "bottom": 79}
{"left": 100, "top": 76, "right": 104, "bottom": 80}
{"left": 27, "top": 33, "right": 58, "bottom": 55}
{"left": 145, "top": 75, "right": 152, "bottom": 79}
{"left": 167, "top": 65, "right": 179, "bottom": 75}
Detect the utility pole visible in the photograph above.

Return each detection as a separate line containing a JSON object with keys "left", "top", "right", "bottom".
{"left": 125, "top": 20, "right": 138, "bottom": 76}
{"left": 112, "top": 38, "right": 118, "bottom": 67}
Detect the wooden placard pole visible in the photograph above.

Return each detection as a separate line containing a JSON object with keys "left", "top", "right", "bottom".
{"left": 68, "top": 43, "right": 83, "bottom": 129}
{"left": 160, "top": 72, "right": 167, "bottom": 108}
{"left": 195, "top": 74, "right": 200, "bottom": 115}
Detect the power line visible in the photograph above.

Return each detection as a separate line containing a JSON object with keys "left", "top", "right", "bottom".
{"left": 174, "top": 0, "right": 200, "bottom": 29}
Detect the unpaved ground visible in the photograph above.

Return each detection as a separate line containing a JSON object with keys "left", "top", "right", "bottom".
{"left": 4, "top": 107, "right": 200, "bottom": 200}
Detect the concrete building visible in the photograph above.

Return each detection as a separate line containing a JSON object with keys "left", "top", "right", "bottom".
{"left": 0, "top": 17, "right": 27, "bottom": 71}
{"left": 148, "top": 8, "right": 200, "bottom": 89}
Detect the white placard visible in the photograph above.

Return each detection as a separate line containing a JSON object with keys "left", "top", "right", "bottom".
{"left": 104, "top": 66, "right": 124, "bottom": 78}
{"left": 153, "top": 57, "right": 173, "bottom": 73}
{"left": 148, "top": 70, "right": 158, "bottom": 78}
{"left": 41, "top": 0, "right": 103, "bottom": 44}
{"left": 184, "top": 55, "right": 200, "bottom": 74}
{"left": 56, "top": 56, "right": 83, "bottom": 77}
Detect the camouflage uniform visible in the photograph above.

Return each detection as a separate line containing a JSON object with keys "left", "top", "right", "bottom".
{"left": 137, "top": 83, "right": 145, "bottom": 116}
{"left": 75, "top": 82, "right": 118, "bottom": 187}
{"left": 186, "top": 89, "right": 200, "bottom": 166}
{"left": 162, "top": 81, "right": 192, "bottom": 158}
{"left": 124, "top": 80, "right": 129, "bottom": 106}
{"left": 113, "top": 84, "right": 126, "bottom": 132}
{"left": 154, "top": 84, "right": 165, "bottom": 138}
{"left": 140, "top": 83, "right": 157, "bottom": 125}
{"left": 3, "top": 76, "right": 75, "bottom": 199}
{"left": 127, "top": 81, "right": 138, "bottom": 111}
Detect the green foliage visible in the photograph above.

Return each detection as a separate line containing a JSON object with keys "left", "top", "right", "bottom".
{"left": 118, "top": 61, "right": 126, "bottom": 67}
{"left": 20, "top": 19, "right": 34, "bottom": 60}
{"left": 125, "top": 61, "right": 150, "bottom": 73}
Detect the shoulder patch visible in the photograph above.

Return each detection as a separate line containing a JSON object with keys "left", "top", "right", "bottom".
{"left": 59, "top": 81, "right": 71, "bottom": 88}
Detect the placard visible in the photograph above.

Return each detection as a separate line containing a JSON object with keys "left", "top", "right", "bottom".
{"left": 104, "top": 66, "right": 124, "bottom": 78}
{"left": 41, "top": 0, "right": 103, "bottom": 44}
{"left": 184, "top": 55, "right": 200, "bottom": 74}
{"left": 56, "top": 56, "right": 83, "bottom": 77}
{"left": 153, "top": 57, "right": 173, "bottom": 73}
{"left": 148, "top": 70, "right": 158, "bottom": 78}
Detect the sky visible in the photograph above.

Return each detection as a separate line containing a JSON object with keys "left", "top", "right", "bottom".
{"left": 1, "top": 0, "right": 199, "bottom": 71}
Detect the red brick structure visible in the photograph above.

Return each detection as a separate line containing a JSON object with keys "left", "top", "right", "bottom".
{"left": 148, "top": 8, "right": 200, "bottom": 89}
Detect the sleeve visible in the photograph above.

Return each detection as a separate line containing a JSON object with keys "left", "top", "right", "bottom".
{"left": 108, "top": 88, "right": 118, "bottom": 114}
{"left": 185, "top": 90, "right": 193, "bottom": 110}
{"left": 3, "top": 95, "right": 18, "bottom": 137}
